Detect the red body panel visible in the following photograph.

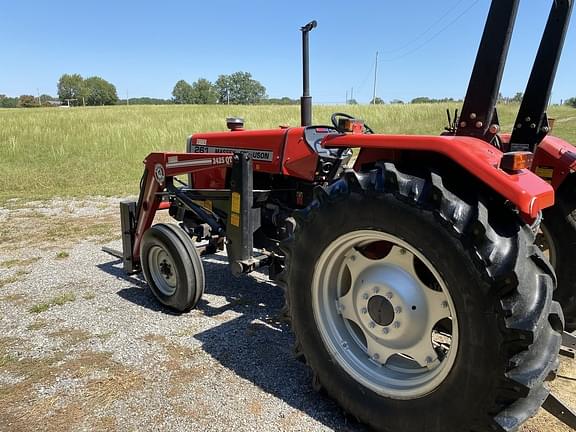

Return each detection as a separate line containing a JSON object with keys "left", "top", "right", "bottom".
{"left": 281, "top": 127, "right": 318, "bottom": 180}
{"left": 531, "top": 135, "right": 576, "bottom": 189}
{"left": 323, "top": 133, "right": 554, "bottom": 218}
{"left": 188, "top": 127, "right": 319, "bottom": 186}
{"left": 189, "top": 129, "right": 287, "bottom": 174}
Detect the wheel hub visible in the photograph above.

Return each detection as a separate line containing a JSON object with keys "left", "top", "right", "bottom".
{"left": 367, "top": 295, "right": 394, "bottom": 327}
{"left": 148, "top": 246, "right": 178, "bottom": 296}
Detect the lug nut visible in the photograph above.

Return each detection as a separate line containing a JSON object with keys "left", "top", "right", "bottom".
{"left": 341, "top": 341, "right": 349, "bottom": 349}
{"left": 399, "top": 248, "right": 407, "bottom": 255}
{"left": 441, "top": 301, "right": 449, "bottom": 309}
{"left": 373, "top": 353, "right": 380, "bottom": 361}
{"left": 395, "top": 306, "right": 402, "bottom": 314}
{"left": 373, "top": 286, "right": 380, "bottom": 293}
{"left": 425, "top": 356, "right": 434, "bottom": 364}
{"left": 393, "top": 321, "right": 401, "bottom": 329}
{"left": 386, "top": 292, "right": 394, "bottom": 299}
{"left": 369, "top": 321, "right": 376, "bottom": 329}
{"left": 350, "top": 255, "right": 356, "bottom": 261}
{"left": 382, "top": 327, "right": 389, "bottom": 335}
{"left": 361, "top": 307, "right": 368, "bottom": 314}
{"left": 362, "top": 293, "right": 369, "bottom": 300}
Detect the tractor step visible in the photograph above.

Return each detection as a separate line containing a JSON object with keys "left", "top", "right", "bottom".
{"left": 562, "top": 330, "right": 576, "bottom": 350}
{"left": 560, "top": 330, "right": 576, "bottom": 359}
{"left": 102, "top": 247, "right": 123, "bottom": 259}
{"left": 543, "top": 393, "right": 576, "bottom": 430}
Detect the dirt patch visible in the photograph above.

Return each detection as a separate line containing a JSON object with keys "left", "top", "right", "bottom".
{"left": 0, "top": 257, "right": 40, "bottom": 269}
{"left": 0, "top": 342, "right": 144, "bottom": 432}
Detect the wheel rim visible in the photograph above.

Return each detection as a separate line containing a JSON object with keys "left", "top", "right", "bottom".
{"left": 537, "top": 224, "right": 557, "bottom": 268}
{"left": 148, "top": 245, "right": 178, "bottom": 296}
{"left": 312, "top": 230, "right": 459, "bottom": 399}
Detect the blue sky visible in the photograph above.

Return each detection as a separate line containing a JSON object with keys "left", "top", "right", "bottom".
{"left": 1, "top": 0, "right": 574, "bottom": 103}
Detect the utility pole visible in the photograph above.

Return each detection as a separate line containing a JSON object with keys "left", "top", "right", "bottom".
{"left": 37, "top": 88, "right": 41, "bottom": 106}
{"left": 350, "top": 87, "right": 354, "bottom": 103}
{"left": 372, "top": 51, "right": 379, "bottom": 104}
{"left": 126, "top": 90, "right": 129, "bottom": 106}
{"left": 226, "top": 89, "right": 230, "bottom": 105}
{"left": 346, "top": 90, "right": 348, "bottom": 104}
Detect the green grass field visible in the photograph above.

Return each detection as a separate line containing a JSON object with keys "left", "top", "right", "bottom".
{"left": 1, "top": 104, "right": 574, "bottom": 201}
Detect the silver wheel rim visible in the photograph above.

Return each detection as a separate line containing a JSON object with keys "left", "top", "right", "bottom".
{"left": 148, "top": 245, "right": 178, "bottom": 296}
{"left": 312, "top": 230, "right": 459, "bottom": 399}
{"left": 537, "top": 224, "right": 557, "bottom": 268}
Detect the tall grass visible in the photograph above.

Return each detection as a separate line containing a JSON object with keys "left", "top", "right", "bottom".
{"left": 0, "top": 104, "right": 574, "bottom": 201}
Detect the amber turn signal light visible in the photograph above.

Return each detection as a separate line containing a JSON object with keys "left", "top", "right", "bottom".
{"left": 500, "top": 151, "right": 534, "bottom": 172}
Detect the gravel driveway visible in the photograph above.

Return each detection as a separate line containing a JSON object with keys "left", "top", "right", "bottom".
{"left": 0, "top": 198, "right": 574, "bottom": 431}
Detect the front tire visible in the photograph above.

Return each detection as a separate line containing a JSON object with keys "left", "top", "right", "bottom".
{"left": 141, "top": 223, "right": 204, "bottom": 312}
{"left": 281, "top": 164, "right": 563, "bottom": 432}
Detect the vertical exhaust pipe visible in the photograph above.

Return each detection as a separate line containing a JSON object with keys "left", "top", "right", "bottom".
{"left": 300, "top": 20, "right": 317, "bottom": 127}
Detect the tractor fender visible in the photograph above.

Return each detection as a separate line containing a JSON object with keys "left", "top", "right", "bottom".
{"left": 532, "top": 135, "right": 576, "bottom": 190}
{"left": 322, "top": 133, "right": 554, "bottom": 219}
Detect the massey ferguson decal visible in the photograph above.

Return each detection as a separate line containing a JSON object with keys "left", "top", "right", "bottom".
{"left": 191, "top": 143, "right": 273, "bottom": 162}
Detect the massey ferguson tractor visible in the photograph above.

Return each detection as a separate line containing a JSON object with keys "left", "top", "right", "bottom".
{"left": 105, "top": 1, "right": 576, "bottom": 430}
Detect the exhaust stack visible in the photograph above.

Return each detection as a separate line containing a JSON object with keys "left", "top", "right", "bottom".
{"left": 300, "top": 20, "right": 317, "bottom": 127}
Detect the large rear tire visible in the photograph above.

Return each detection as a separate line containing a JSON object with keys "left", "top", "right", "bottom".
{"left": 281, "top": 164, "right": 563, "bottom": 432}
{"left": 538, "top": 181, "right": 576, "bottom": 331}
{"left": 141, "top": 223, "right": 204, "bottom": 312}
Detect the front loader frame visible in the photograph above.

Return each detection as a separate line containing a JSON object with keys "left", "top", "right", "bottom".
{"left": 105, "top": 151, "right": 269, "bottom": 276}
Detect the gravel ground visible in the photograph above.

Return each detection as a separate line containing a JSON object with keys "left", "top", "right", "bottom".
{"left": 0, "top": 198, "right": 574, "bottom": 432}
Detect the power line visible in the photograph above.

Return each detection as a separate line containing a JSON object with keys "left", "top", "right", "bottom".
{"left": 379, "top": 0, "right": 468, "bottom": 55}
{"left": 379, "top": 0, "right": 482, "bottom": 63}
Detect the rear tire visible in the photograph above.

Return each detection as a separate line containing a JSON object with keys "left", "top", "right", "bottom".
{"left": 280, "top": 164, "right": 563, "bottom": 432}
{"left": 539, "top": 182, "right": 576, "bottom": 331}
{"left": 141, "top": 223, "right": 204, "bottom": 312}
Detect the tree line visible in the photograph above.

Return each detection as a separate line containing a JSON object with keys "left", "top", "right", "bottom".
{"left": 2, "top": 74, "right": 576, "bottom": 108}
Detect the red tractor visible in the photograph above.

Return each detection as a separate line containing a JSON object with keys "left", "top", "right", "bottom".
{"left": 107, "top": 1, "right": 575, "bottom": 431}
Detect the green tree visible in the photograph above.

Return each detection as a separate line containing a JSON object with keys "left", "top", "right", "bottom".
{"left": 265, "top": 97, "right": 298, "bottom": 105}
{"left": 411, "top": 97, "right": 432, "bottom": 104}
{"left": 511, "top": 92, "right": 524, "bottom": 103}
{"left": 85, "top": 76, "right": 118, "bottom": 105}
{"left": 172, "top": 80, "right": 194, "bottom": 104}
{"left": 347, "top": 98, "right": 358, "bottom": 105}
{"left": 17, "top": 95, "right": 37, "bottom": 108}
{"left": 190, "top": 78, "right": 218, "bottom": 104}
{"left": 57, "top": 74, "right": 88, "bottom": 105}
{"left": 0, "top": 95, "right": 18, "bottom": 108}
{"left": 214, "top": 72, "right": 267, "bottom": 104}
{"left": 390, "top": 99, "right": 404, "bottom": 104}
{"left": 565, "top": 97, "right": 576, "bottom": 108}
{"left": 370, "top": 97, "right": 385, "bottom": 104}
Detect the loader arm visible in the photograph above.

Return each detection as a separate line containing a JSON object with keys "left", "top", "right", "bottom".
{"left": 510, "top": 0, "right": 574, "bottom": 151}
{"left": 456, "top": 0, "right": 520, "bottom": 141}
{"left": 456, "top": 0, "right": 573, "bottom": 146}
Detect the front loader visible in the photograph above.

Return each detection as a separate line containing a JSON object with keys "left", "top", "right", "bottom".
{"left": 105, "top": 3, "right": 574, "bottom": 431}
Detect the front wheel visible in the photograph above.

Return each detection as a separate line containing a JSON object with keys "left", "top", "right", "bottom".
{"left": 281, "top": 164, "right": 563, "bottom": 432}
{"left": 141, "top": 223, "right": 204, "bottom": 312}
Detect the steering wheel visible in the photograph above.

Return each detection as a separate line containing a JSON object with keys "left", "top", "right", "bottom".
{"left": 331, "top": 112, "right": 375, "bottom": 134}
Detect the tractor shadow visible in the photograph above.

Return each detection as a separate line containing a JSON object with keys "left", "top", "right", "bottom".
{"left": 96, "top": 258, "right": 180, "bottom": 314}
{"left": 97, "top": 252, "right": 366, "bottom": 431}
